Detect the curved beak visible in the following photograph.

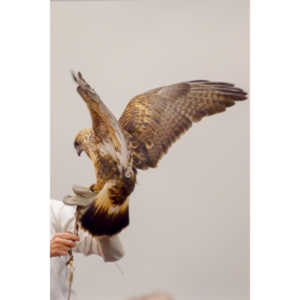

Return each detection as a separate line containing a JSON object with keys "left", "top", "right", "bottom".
{"left": 76, "top": 147, "right": 82, "bottom": 157}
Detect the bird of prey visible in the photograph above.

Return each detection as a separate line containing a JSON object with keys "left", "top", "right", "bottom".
{"left": 69, "top": 72, "right": 247, "bottom": 238}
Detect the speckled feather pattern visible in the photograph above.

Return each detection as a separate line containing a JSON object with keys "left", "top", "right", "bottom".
{"left": 72, "top": 73, "right": 247, "bottom": 236}
{"left": 119, "top": 80, "right": 247, "bottom": 170}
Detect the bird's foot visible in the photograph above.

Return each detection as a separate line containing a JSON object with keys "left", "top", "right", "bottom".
{"left": 89, "top": 183, "right": 103, "bottom": 192}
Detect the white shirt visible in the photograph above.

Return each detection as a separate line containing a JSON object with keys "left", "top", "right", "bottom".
{"left": 50, "top": 199, "right": 101, "bottom": 300}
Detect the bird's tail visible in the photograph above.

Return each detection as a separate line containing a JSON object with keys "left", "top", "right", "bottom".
{"left": 79, "top": 180, "right": 130, "bottom": 236}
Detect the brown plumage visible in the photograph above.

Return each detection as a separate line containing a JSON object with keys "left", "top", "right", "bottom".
{"left": 71, "top": 72, "right": 247, "bottom": 237}
{"left": 119, "top": 80, "right": 247, "bottom": 169}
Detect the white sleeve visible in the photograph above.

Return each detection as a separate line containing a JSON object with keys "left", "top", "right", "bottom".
{"left": 50, "top": 199, "right": 101, "bottom": 256}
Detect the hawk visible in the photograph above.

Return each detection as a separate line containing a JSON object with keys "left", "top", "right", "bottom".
{"left": 69, "top": 72, "right": 247, "bottom": 238}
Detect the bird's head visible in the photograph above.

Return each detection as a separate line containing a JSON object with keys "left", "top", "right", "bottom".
{"left": 74, "top": 128, "right": 94, "bottom": 157}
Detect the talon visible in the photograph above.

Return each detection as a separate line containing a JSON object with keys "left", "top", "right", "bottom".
{"left": 89, "top": 181, "right": 104, "bottom": 193}
{"left": 89, "top": 184, "right": 96, "bottom": 192}
{"left": 89, "top": 184, "right": 100, "bottom": 192}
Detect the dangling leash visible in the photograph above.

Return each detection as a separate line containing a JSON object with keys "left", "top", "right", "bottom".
{"left": 66, "top": 206, "right": 80, "bottom": 300}
{"left": 63, "top": 185, "right": 126, "bottom": 300}
{"left": 64, "top": 185, "right": 95, "bottom": 300}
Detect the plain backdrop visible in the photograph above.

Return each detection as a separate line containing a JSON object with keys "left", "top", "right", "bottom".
{"left": 51, "top": 1, "right": 249, "bottom": 300}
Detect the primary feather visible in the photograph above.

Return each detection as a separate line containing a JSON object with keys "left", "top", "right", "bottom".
{"left": 119, "top": 80, "right": 247, "bottom": 169}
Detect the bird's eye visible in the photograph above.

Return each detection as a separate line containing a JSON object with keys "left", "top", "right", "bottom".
{"left": 74, "top": 141, "right": 79, "bottom": 147}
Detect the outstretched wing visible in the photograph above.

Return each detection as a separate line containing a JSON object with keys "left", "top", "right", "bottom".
{"left": 119, "top": 80, "right": 247, "bottom": 170}
{"left": 72, "top": 71, "right": 130, "bottom": 169}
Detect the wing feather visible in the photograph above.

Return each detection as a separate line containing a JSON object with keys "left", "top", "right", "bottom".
{"left": 119, "top": 80, "right": 247, "bottom": 170}
{"left": 72, "top": 71, "right": 130, "bottom": 169}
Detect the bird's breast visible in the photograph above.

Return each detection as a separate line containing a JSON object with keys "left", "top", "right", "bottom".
{"left": 109, "top": 173, "right": 136, "bottom": 205}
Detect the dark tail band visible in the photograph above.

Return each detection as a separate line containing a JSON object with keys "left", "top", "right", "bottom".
{"left": 79, "top": 202, "right": 129, "bottom": 236}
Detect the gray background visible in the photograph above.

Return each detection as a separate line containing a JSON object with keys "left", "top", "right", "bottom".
{"left": 51, "top": 1, "right": 249, "bottom": 299}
